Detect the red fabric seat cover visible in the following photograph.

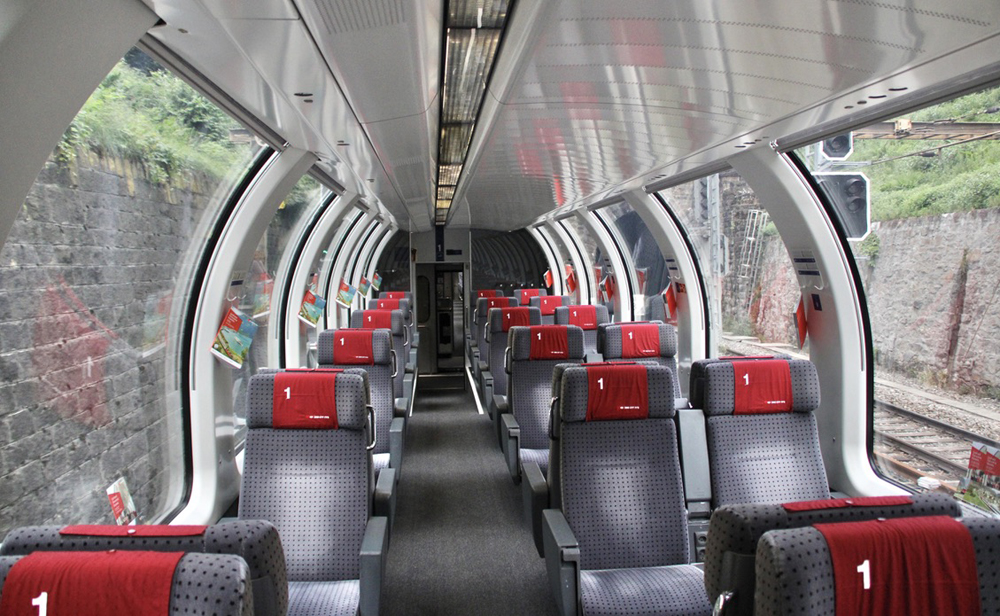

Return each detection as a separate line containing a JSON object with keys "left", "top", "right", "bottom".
{"left": 272, "top": 371, "right": 338, "bottom": 429}
{"left": 501, "top": 307, "right": 531, "bottom": 331}
{"left": 360, "top": 310, "right": 393, "bottom": 330}
{"left": 782, "top": 495, "right": 912, "bottom": 513}
{"left": 332, "top": 330, "right": 375, "bottom": 364}
{"left": 59, "top": 525, "right": 207, "bottom": 537}
{"left": 0, "top": 550, "right": 183, "bottom": 615}
{"left": 815, "top": 515, "right": 980, "bottom": 616}
{"left": 585, "top": 364, "right": 649, "bottom": 421}
{"left": 732, "top": 359, "right": 793, "bottom": 414}
{"left": 620, "top": 323, "right": 660, "bottom": 358}
{"left": 567, "top": 305, "right": 598, "bottom": 330}
{"left": 528, "top": 325, "right": 569, "bottom": 359}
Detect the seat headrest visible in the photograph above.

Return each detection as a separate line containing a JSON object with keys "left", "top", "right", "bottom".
{"left": 554, "top": 304, "right": 609, "bottom": 330}
{"left": 509, "top": 325, "right": 586, "bottom": 361}
{"left": 516, "top": 288, "right": 545, "bottom": 305}
{"left": 317, "top": 328, "right": 392, "bottom": 366}
{"left": 690, "top": 356, "right": 819, "bottom": 416}
{"left": 530, "top": 295, "right": 570, "bottom": 315}
{"left": 488, "top": 306, "right": 541, "bottom": 332}
{"left": 350, "top": 309, "right": 404, "bottom": 335}
{"left": 559, "top": 363, "right": 675, "bottom": 423}
{"left": 476, "top": 296, "right": 517, "bottom": 318}
{"left": 373, "top": 297, "right": 409, "bottom": 313}
{"left": 247, "top": 370, "right": 368, "bottom": 430}
{"left": 600, "top": 321, "right": 676, "bottom": 359}
{"left": 379, "top": 291, "right": 411, "bottom": 300}
{"left": 476, "top": 289, "right": 501, "bottom": 298}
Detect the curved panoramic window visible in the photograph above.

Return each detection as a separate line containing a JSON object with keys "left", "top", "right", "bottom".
{"left": 228, "top": 174, "right": 325, "bottom": 436}
{"left": 656, "top": 171, "right": 806, "bottom": 358}
{"left": 793, "top": 86, "right": 1000, "bottom": 511}
{"left": 560, "top": 215, "right": 605, "bottom": 307}
{"left": 599, "top": 201, "right": 672, "bottom": 316}
{"left": 0, "top": 47, "right": 265, "bottom": 534}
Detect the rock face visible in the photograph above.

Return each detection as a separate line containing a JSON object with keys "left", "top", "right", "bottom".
{"left": 750, "top": 207, "right": 1000, "bottom": 395}
{"left": 0, "top": 150, "right": 215, "bottom": 534}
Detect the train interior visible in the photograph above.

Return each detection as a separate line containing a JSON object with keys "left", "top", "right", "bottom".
{"left": 3, "top": 0, "right": 1000, "bottom": 614}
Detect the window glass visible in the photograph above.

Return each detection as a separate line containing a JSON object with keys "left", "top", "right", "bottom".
{"left": 601, "top": 201, "right": 671, "bottom": 306}
{"left": 793, "top": 86, "right": 1000, "bottom": 508}
{"left": 656, "top": 171, "right": 805, "bottom": 357}
{"left": 230, "top": 174, "right": 324, "bottom": 427}
{"left": 0, "top": 48, "right": 265, "bottom": 534}
{"left": 540, "top": 227, "right": 580, "bottom": 304}
{"left": 561, "top": 215, "right": 605, "bottom": 306}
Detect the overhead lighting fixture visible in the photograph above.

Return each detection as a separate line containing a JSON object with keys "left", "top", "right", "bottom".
{"left": 433, "top": 0, "right": 512, "bottom": 226}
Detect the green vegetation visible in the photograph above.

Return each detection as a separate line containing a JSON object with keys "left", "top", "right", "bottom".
{"left": 852, "top": 87, "right": 1000, "bottom": 221}
{"left": 57, "top": 49, "right": 248, "bottom": 184}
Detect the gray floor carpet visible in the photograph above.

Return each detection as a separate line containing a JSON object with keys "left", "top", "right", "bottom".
{"left": 382, "top": 387, "right": 560, "bottom": 615}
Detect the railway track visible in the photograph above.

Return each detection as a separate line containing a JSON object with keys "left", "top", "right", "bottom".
{"left": 872, "top": 400, "right": 995, "bottom": 490}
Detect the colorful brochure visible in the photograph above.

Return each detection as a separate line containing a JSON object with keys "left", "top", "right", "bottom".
{"left": 211, "top": 306, "right": 259, "bottom": 368}
{"left": 252, "top": 273, "right": 273, "bottom": 318}
{"left": 358, "top": 276, "right": 372, "bottom": 297}
{"left": 564, "top": 264, "right": 578, "bottom": 293}
{"left": 299, "top": 290, "right": 327, "bottom": 327}
{"left": 959, "top": 442, "right": 1000, "bottom": 513}
{"left": 107, "top": 477, "right": 138, "bottom": 525}
{"left": 371, "top": 272, "right": 383, "bottom": 292}
{"left": 544, "top": 269, "right": 554, "bottom": 288}
{"left": 334, "top": 280, "right": 357, "bottom": 309}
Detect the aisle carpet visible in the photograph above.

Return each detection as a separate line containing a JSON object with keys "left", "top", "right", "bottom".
{"left": 381, "top": 387, "right": 560, "bottom": 615}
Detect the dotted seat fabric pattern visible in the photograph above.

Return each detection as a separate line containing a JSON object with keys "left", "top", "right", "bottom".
{"left": 519, "top": 446, "right": 550, "bottom": 475}
{"left": 753, "top": 517, "right": 1000, "bottom": 615}
{"left": 601, "top": 322, "right": 681, "bottom": 398}
{"left": 529, "top": 295, "right": 571, "bottom": 324}
{"left": 241, "top": 371, "right": 371, "bottom": 583}
{"left": 555, "top": 305, "right": 610, "bottom": 357}
{"left": 475, "top": 298, "right": 518, "bottom": 355}
{"left": 509, "top": 325, "right": 585, "bottom": 451}
{"left": 0, "top": 521, "right": 288, "bottom": 616}
{"left": 317, "top": 329, "right": 394, "bottom": 456}
{"left": 706, "top": 413, "right": 830, "bottom": 506}
{"left": 487, "top": 307, "right": 542, "bottom": 397}
{"left": 703, "top": 493, "right": 963, "bottom": 605}
{"left": 350, "top": 309, "right": 406, "bottom": 398}
{"left": 287, "top": 580, "right": 360, "bottom": 616}
{"left": 0, "top": 553, "right": 254, "bottom": 616}
{"left": 579, "top": 565, "right": 711, "bottom": 616}
{"left": 557, "top": 365, "right": 688, "bottom": 572}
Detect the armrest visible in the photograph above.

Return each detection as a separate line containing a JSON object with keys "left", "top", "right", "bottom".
{"left": 393, "top": 397, "right": 407, "bottom": 418}
{"left": 412, "top": 331, "right": 420, "bottom": 348}
{"left": 359, "top": 516, "right": 388, "bottom": 616}
{"left": 501, "top": 413, "right": 520, "bottom": 483}
{"left": 522, "top": 461, "right": 548, "bottom": 557}
{"left": 389, "top": 417, "right": 405, "bottom": 481}
{"left": 542, "top": 509, "right": 580, "bottom": 616}
{"left": 405, "top": 361, "right": 415, "bottom": 374}
{"left": 480, "top": 369, "right": 494, "bottom": 414}
{"left": 374, "top": 467, "right": 396, "bottom": 530}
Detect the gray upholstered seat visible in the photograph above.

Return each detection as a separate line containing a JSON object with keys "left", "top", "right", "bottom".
{"left": 530, "top": 295, "right": 571, "bottom": 325}
{"left": 704, "top": 494, "right": 965, "bottom": 615}
{"left": 515, "top": 287, "right": 547, "bottom": 306}
{"left": 472, "top": 296, "right": 518, "bottom": 385}
{"left": 483, "top": 306, "right": 542, "bottom": 436}
{"left": 373, "top": 296, "right": 412, "bottom": 357}
{"left": 542, "top": 363, "right": 712, "bottom": 616}
{"left": 376, "top": 291, "right": 417, "bottom": 348}
{"left": 318, "top": 328, "right": 404, "bottom": 477}
{"left": 599, "top": 321, "right": 682, "bottom": 399}
{"left": 754, "top": 515, "right": 1000, "bottom": 615}
{"left": 499, "top": 324, "right": 585, "bottom": 482}
{"left": 240, "top": 369, "right": 391, "bottom": 616}
{"left": 691, "top": 356, "right": 830, "bottom": 508}
{"left": 0, "top": 552, "right": 254, "bottom": 616}
{"left": 0, "top": 521, "right": 286, "bottom": 615}
{"left": 554, "top": 305, "right": 610, "bottom": 360}
{"left": 350, "top": 309, "right": 407, "bottom": 406}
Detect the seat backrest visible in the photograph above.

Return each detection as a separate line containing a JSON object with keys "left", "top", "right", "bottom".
{"left": 529, "top": 295, "right": 571, "bottom": 325}
{"left": 318, "top": 328, "right": 394, "bottom": 455}
{"left": 470, "top": 290, "right": 502, "bottom": 337}
{"left": 475, "top": 297, "right": 517, "bottom": 355}
{"left": 373, "top": 297, "right": 412, "bottom": 346}
{"left": 240, "top": 369, "right": 372, "bottom": 582}
{"left": 704, "top": 494, "right": 965, "bottom": 613}
{"left": 691, "top": 356, "right": 829, "bottom": 507}
{"left": 600, "top": 321, "right": 681, "bottom": 397}
{"left": 754, "top": 515, "right": 1000, "bottom": 615}
{"left": 646, "top": 293, "right": 669, "bottom": 322}
{"left": 555, "top": 363, "right": 689, "bottom": 571}
{"left": 507, "top": 325, "right": 585, "bottom": 452}
{"left": 554, "top": 304, "right": 610, "bottom": 357}
{"left": 1, "top": 521, "right": 286, "bottom": 616}
{"left": 351, "top": 309, "right": 405, "bottom": 398}
{"left": 515, "top": 288, "right": 546, "bottom": 306}
{"left": 486, "top": 306, "right": 541, "bottom": 396}
{"left": 0, "top": 552, "right": 254, "bottom": 616}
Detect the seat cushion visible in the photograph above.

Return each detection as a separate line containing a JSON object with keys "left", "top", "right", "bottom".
{"left": 579, "top": 565, "right": 711, "bottom": 616}
{"left": 288, "top": 580, "right": 360, "bottom": 616}
{"left": 519, "top": 447, "right": 549, "bottom": 476}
